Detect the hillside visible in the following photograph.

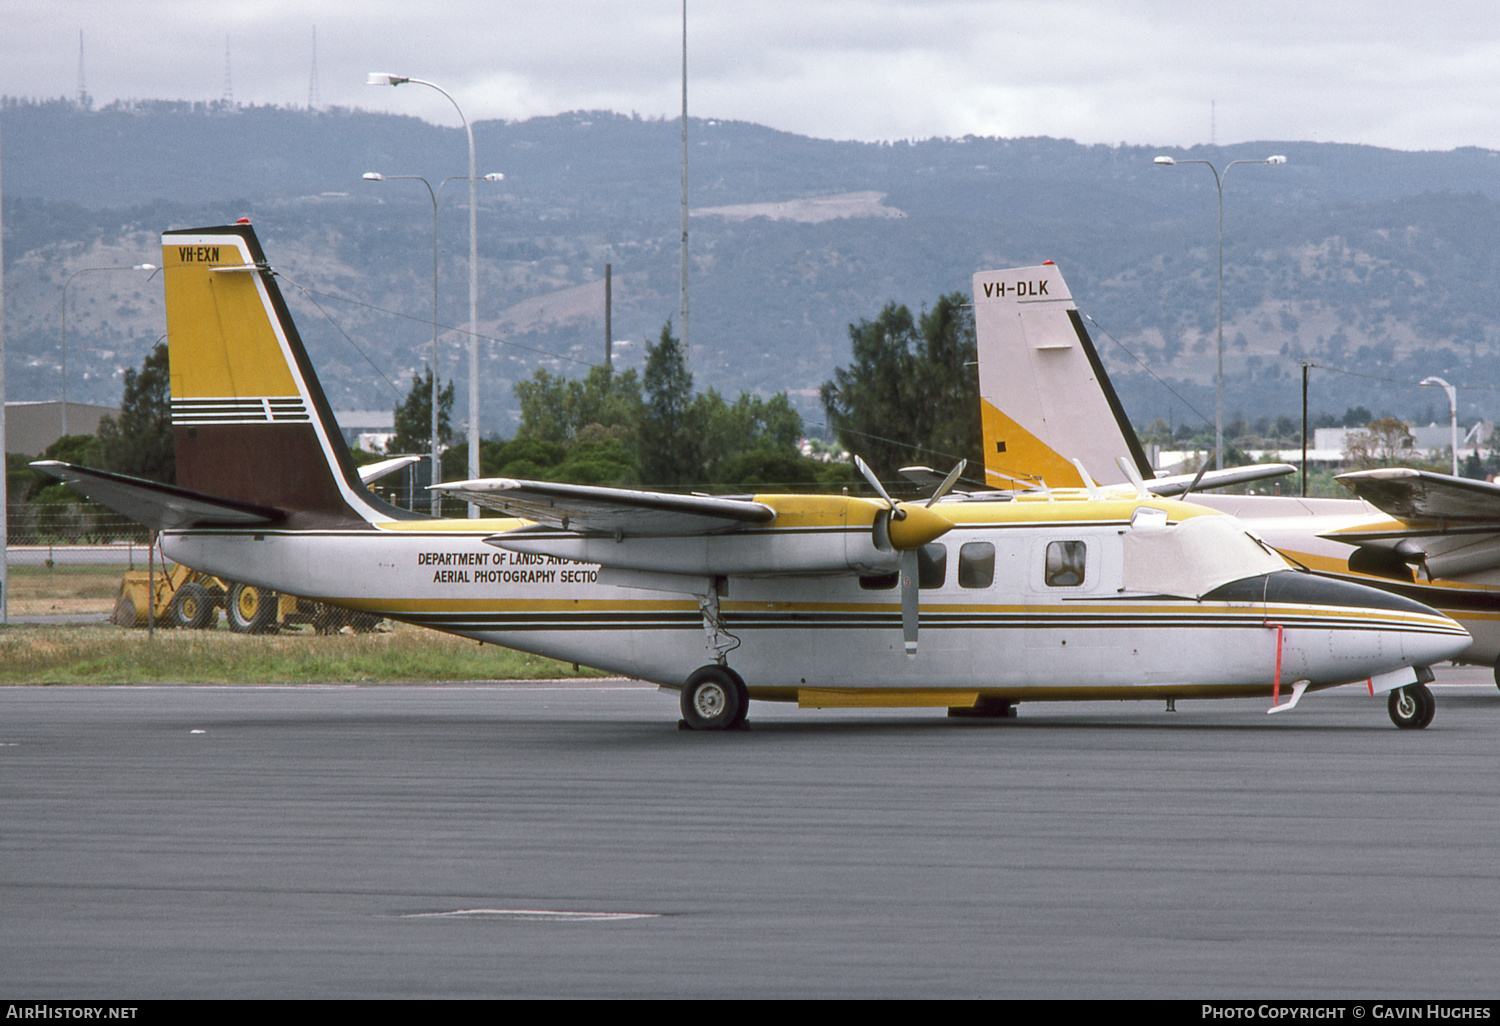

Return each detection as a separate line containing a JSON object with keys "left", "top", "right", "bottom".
{"left": 5, "top": 98, "right": 1500, "bottom": 440}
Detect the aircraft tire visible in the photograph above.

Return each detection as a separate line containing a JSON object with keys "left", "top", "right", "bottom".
{"left": 171, "top": 583, "right": 218, "bottom": 630}
{"left": 680, "top": 665, "right": 745, "bottom": 731}
{"left": 1388, "top": 683, "right": 1436, "bottom": 729}
{"left": 227, "top": 583, "right": 278, "bottom": 634}
{"left": 723, "top": 667, "right": 750, "bottom": 728}
{"left": 1493, "top": 656, "right": 1500, "bottom": 691}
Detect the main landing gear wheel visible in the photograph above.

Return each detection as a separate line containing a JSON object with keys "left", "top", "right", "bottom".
{"left": 1389, "top": 682, "right": 1436, "bottom": 730}
{"left": 680, "top": 665, "right": 749, "bottom": 731}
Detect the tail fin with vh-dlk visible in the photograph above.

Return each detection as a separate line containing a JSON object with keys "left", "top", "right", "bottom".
{"left": 971, "top": 262, "right": 1293, "bottom": 495}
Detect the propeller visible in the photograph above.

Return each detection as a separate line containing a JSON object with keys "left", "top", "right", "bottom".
{"left": 855, "top": 457, "right": 957, "bottom": 659}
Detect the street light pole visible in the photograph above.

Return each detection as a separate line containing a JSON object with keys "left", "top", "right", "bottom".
{"left": 368, "top": 73, "right": 484, "bottom": 514}
{"left": 363, "top": 171, "right": 503, "bottom": 515}
{"left": 1421, "top": 376, "right": 1459, "bottom": 476}
{"left": 1153, "top": 154, "right": 1286, "bottom": 471}
{"left": 60, "top": 263, "right": 158, "bottom": 438}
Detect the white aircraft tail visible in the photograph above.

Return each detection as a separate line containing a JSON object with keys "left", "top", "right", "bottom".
{"left": 973, "top": 263, "right": 1294, "bottom": 494}
{"left": 971, "top": 264, "right": 1153, "bottom": 490}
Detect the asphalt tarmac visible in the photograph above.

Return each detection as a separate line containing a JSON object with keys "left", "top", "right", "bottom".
{"left": 3, "top": 672, "right": 1499, "bottom": 999}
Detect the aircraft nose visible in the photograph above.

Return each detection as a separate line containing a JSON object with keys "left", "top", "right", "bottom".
{"left": 1206, "top": 570, "right": 1471, "bottom": 674}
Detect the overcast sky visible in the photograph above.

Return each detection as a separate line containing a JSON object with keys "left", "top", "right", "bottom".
{"left": 3, "top": 0, "right": 1498, "bottom": 152}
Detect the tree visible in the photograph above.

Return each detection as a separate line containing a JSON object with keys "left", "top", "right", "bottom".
{"left": 389, "top": 366, "right": 454, "bottom": 456}
{"left": 1344, "top": 417, "right": 1418, "bottom": 470}
{"left": 94, "top": 341, "right": 173, "bottom": 483}
{"left": 640, "top": 320, "right": 697, "bottom": 486}
{"left": 819, "top": 293, "right": 981, "bottom": 480}
{"left": 514, "top": 363, "right": 644, "bottom": 447}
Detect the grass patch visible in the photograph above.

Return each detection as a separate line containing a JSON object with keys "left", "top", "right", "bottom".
{"left": 0, "top": 620, "right": 611, "bottom": 685}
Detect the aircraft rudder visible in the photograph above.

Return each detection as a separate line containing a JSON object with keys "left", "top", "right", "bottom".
{"left": 161, "top": 222, "right": 393, "bottom": 525}
{"left": 971, "top": 261, "right": 1152, "bottom": 488}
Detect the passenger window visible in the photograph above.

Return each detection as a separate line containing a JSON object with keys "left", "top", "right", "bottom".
{"left": 958, "top": 542, "right": 995, "bottom": 589}
{"left": 918, "top": 544, "right": 946, "bottom": 589}
{"left": 1045, "top": 541, "right": 1086, "bottom": 587}
{"left": 860, "top": 572, "right": 898, "bottom": 590}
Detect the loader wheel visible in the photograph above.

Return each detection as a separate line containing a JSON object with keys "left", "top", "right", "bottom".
{"left": 227, "top": 583, "right": 278, "bottom": 634}
{"left": 171, "top": 583, "right": 218, "bottom": 630}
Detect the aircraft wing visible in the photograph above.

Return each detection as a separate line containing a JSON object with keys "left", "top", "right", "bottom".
{"left": 431, "top": 478, "right": 777, "bottom": 536}
{"left": 1336, "top": 468, "right": 1500, "bottom": 522}
{"left": 31, "top": 461, "right": 285, "bottom": 531}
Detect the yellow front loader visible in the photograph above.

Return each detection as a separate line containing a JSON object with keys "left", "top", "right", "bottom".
{"left": 113, "top": 563, "right": 380, "bottom": 634}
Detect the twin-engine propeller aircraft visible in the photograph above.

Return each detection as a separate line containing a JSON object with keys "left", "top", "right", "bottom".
{"left": 973, "top": 259, "right": 1500, "bottom": 692}
{"left": 35, "top": 223, "right": 1471, "bottom": 729}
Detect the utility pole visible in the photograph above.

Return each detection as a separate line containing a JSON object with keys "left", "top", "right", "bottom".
{"left": 680, "top": 0, "right": 690, "bottom": 366}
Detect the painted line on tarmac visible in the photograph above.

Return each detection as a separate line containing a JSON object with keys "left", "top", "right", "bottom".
{"left": 400, "top": 908, "right": 660, "bottom": 922}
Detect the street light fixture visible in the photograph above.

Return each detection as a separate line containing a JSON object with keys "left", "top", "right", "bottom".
{"left": 362, "top": 171, "right": 504, "bottom": 515}
{"left": 60, "top": 263, "right": 159, "bottom": 437}
{"left": 1153, "top": 153, "right": 1287, "bottom": 470}
{"left": 368, "top": 72, "right": 486, "bottom": 514}
{"left": 1420, "top": 376, "right": 1459, "bottom": 476}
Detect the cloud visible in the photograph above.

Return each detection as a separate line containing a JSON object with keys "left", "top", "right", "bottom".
{"left": 4, "top": 0, "right": 1499, "bottom": 151}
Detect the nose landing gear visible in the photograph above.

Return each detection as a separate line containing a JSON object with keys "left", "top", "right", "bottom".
{"left": 1388, "top": 682, "right": 1435, "bottom": 729}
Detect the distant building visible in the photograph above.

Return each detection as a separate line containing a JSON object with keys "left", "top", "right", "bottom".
{"left": 4, "top": 401, "right": 119, "bottom": 456}
{"left": 1315, "top": 422, "right": 1493, "bottom": 460}
{"left": 333, "top": 410, "right": 394, "bottom": 451}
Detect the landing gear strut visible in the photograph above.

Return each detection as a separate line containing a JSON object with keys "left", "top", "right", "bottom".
{"left": 680, "top": 665, "right": 749, "bottom": 730}
{"left": 1388, "top": 682, "right": 1435, "bottom": 729}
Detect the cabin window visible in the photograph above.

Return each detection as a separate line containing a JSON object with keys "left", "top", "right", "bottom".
{"left": 1045, "top": 540, "right": 1086, "bottom": 587}
{"left": 860, "top": 572, "right": 898, "bottom": 590}
{"left": 918, "top": 544, "right": 947, "bottom": 589}
{"left": 958, "top": 542, "right": 995, "bottom": 589}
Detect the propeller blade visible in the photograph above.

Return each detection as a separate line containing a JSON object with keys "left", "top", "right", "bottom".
{"left": 855, "top": 456, "right": 903, "bottom": 518}
{"left": 925, "top": 460, "right": 968, "bottom": 508}
{"left": 900, "top": 547, "right": 919, "bottom": 658}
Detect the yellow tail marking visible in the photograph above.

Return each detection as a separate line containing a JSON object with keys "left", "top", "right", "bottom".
{"left": 981, "top": 399, "right": 1087, "bottom": 488}
{"left": 163, "top": 239, "right": 300, "bottom": 400}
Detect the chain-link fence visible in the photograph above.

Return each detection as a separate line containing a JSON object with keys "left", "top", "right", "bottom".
{"left": 7, "top": 503, "right": 150, "bottom": 546}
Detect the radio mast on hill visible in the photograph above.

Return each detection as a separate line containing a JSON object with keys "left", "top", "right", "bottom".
{"left": 223, "top": 36, "right": 233, "bottom": 106}
{"left": 76, "top": 31, "right": 87, "bottom": 108}
{"left": 308, "top": 27, "right": 322, "bottom": 110}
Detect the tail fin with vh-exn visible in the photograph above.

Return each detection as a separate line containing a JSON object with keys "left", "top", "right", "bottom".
{"left": 161, "top": 222, "right": 411, "bottom": 528}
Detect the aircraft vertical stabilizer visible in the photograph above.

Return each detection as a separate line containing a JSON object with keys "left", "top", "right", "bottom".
{"left": 972, "top": 264, "right": 1152, "bottom": 489}
{"left": 162, "top": 223, "right": 405, "bottom": 527}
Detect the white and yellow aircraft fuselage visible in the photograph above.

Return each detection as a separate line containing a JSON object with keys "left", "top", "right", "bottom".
{"left": 973, "top": 260, "right": 1500, "bottom": 684}
{"left": 36, "top": 224, "right": 1471, "bottom": 730}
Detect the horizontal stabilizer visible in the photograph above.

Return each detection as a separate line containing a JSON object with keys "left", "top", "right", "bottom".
{"left": 1144, "top": 463, "right": 1297, "bottom": 496}
{"left": 432, "top": 477, "right": 776, "bottom": 536}
{"left": 31, "top": 461, "right": 284, "bottom": 532}
{"left": 358, "top": 455, "right": 423, "bottom": 484}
